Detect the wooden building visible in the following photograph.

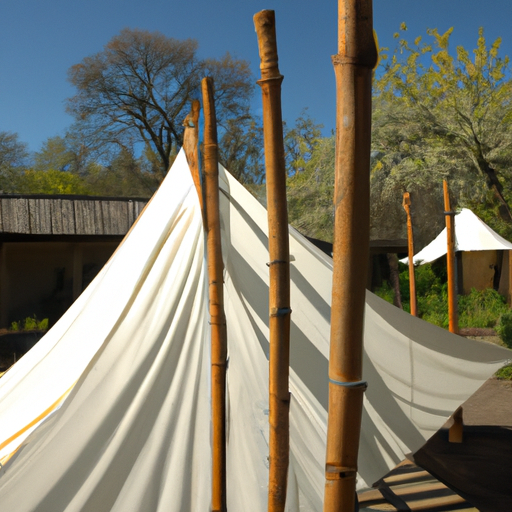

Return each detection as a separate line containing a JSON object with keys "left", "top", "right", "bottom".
{"left": 0, "top": 194, "right": 148, "bottom": 329}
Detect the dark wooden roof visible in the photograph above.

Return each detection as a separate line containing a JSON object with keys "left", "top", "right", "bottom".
{"left": 306, "top": 237, "right": 409, "bottom": 258}
{"left": 0, "top": 195, "right": 148, "bottom": 236}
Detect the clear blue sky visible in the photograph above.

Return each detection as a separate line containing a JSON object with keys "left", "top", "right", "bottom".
{"left": 1, "top": 0, "right": 511, "bottom": 153}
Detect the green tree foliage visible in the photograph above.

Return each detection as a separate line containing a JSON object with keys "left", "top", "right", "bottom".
{"left": 67, "top": 28, "right": 257, "bottom": 178}
{"left": 83, "top": 148, "right": 158, "bottom": 197}
{"left": 372, "top": 25, "right": 512, "bottom": 243}
{"left": 284, "top": 109, "right": 323, "bottom": 176}
{"left": 33, "top": 136, "right": 86, "bottom": 174}
{"left": 0, "top": 131, "right": 29, "bottom": 192}
{"left": 287, "top": 135, "right": 334, "bottom": 242}
{"left": 16, "top": 169, "right": 91, "bottom": 195}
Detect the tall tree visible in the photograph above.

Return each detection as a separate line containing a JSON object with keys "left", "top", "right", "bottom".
{"left": 372, "top": 25, "right": 512, "bottom": 242}
{"left": 218, "top": 115, "right": 264, "bottom": 184}
{"left": 84, "top": 148, "right": 158, "bottom": 197}
{"left": 33, "top": 135, "right": 90, "bottom": 174}
{"left": 283, "top": 109, "right": 323, "bottom": 176}
{"left": 67, "top": 28, "right": 255, "bottom": 177}
{"left": 287, "top": 135, "right": 335, "bottom": 242}
{"left": 0, "top": 131, "right": 29, "bottom": 192}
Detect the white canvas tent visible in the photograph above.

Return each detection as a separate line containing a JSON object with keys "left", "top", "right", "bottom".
{"left": 401, "top": 208, "right": 512, "bottom": 265}
{"left": 0, "top": 151, "right": 509, "bottom": 511}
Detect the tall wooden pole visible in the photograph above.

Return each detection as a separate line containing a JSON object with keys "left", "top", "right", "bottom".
{"left": 254, "top": 11, "right": 291, "bottom": 512}
{"left": 402, "top": 192, "right": 418, "bottom": 316}
{"left": 443, "top": 180, "right": 459, "bottom": 334}
{"left": 202, "top": 77, "right": 228, "bottom": 512}
{"left": 324, "top": 1, "right": 377, "bottom": 511}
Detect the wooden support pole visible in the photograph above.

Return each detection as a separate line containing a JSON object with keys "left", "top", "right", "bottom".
{"left": 443, "top": 180, "right": 459, "bottom": 334}
{"left": 202, "top": 77, "right": 228, "bottom": 512}
{"left": 324, "top": 1, "right": 377, "bottom": 511}
{"left": 72, "top": 244, "right": 83, "bottom": 301}
{"left": 254, "top": 11, "right": 291, "bottom": 512}
{"left": 402, "top": 192, "right": 418, "bottom": 316}
{"left": 509, "top": 251, "right": 512, "bottom": 306}
{"left": 183, "top": 99, "right": 203, "bottom": 213}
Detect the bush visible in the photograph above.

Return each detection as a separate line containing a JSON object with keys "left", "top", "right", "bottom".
{"left": 375, "top": 263, "right": 509, "bottom": 331}
{"left": 10, "top": 316, "right": 49, "bottom": 332}
{"left": 459, "top": 288, "right": 508, "bottom": 329}
{"left": 496, "top": 364, "right": 512, "bottom": 380}
{"left": 496, "top": 310, "right": 512, "bottom": 349}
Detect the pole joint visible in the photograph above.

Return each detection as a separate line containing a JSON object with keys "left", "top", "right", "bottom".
{"left": 325, "top": 464, "right": 358, "bottom": 480}
{"left": 256, "top": 75, "right": 284, "bottom": 87}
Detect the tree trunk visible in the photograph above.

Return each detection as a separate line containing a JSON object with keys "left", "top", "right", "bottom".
{"left": 476, "top": 154, "right": 512, "bottom": 223}
{"left": 387, "top": 253, "right": 403, "bottom": 309}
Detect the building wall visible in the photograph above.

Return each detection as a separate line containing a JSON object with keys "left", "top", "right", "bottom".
{"left": 461, "top": 250, "right": 502, "bottom": 295}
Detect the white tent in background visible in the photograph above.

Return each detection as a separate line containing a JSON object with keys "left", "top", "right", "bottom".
{"left": 401, "top": 208, "right": 512, "bottom": 265}
{"left": 0, "top": 152, "right": 509, "bottom": 511}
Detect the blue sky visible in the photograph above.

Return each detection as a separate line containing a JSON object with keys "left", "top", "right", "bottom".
{"left": 1, "top": 0, "right": 511, "bottom": 153}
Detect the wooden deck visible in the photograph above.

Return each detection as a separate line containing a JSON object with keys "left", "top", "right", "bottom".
{"left": 360, "top": 377, "right": 512, "bottom": 511}
{"left": 359, "top": 460, "right": 477, "bottom": 511}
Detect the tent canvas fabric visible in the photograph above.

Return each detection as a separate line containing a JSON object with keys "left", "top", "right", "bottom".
{"left": 401, "top": 208, "right": 512, "bottom": 265}
{"left": 0, "top": 151, "right": 509, "bottom": 511}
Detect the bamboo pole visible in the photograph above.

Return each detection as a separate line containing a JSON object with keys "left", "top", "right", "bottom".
{"left": 402, "top": 192, "right": 418, "bottom": 316}
{"left": 202, "top": 77, "right": 228, "bottom": 512}
{"left": 324, "top": 1, "right": 377, "bottom": 511}
{"left": 443, "top": 180, "right": 459, "bottom": 334}
{"left": 254, "top": 11, "right": 291, "bottom": 512}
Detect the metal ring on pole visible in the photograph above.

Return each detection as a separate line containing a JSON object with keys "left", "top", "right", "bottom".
{"left": 329, "top": 378, "right": 368, "bottom": 390}
{"left": 266, "top": 259, "right": 288, "bottom": 267}
{"left": 270, "top": 307, "right": 292, "bottom": 317}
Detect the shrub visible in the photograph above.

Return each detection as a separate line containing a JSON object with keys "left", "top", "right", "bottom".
{"left": 459, "top": 288, "right": 508, "bottom": 329}
{"left": 496, "top": 310, "right": 512, "bottom": 349}
{"left": 376, "top": 263, "right": 509, "bottom": 331}
{"left": 10, "top": 316, "right": 49, "bottom": 332}
{"left": 495, "top": 364, "right": 512, "bottom": 380}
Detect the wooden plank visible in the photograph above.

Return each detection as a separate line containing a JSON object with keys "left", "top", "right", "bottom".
{"left": 28, "top": 199, "right": 52, "bottom": 234}
{"left": 61, "top": 199, "right": 76, "bottom": 234}
{"left": 50, "top": 199, "right": 63, "bottom": 234}
{"left": 93, "top": 201, "right": 104, "bottom": 235}
{"left": 101, "top": 201, "right": 112, "bottom": 234}
{"left": 1, "top": 200, "right": 16, "bottom": 232}
{"left": 102, "top": 201, "right": 130, "bottom": 235}
{"left": 110, "top": 201, "right": 129, "bottom": 234}
{"left": 3, "top": 198, "right": 31, "bottom": 234}
{"left": 74, "top": 200, "right": 96, "bottom": 235}
{"left": 383, "top": 470, "right": 430, "bottom": 485}
{"left": 407, "top": 493, "right": 467, "bottom": 510}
